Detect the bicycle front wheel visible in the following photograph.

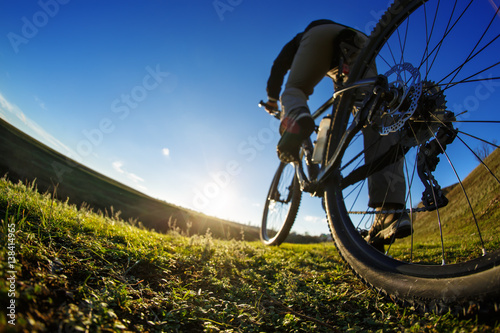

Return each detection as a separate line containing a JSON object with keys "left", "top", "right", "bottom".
{"left": 261, "top": 162, "right": 301, "bottom": 246}
{"left": 325, "top": 0, "right": 500, "bottom": 314}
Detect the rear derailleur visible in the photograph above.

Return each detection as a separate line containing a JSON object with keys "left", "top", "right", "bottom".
{"left": 416, "top": 119, "right": 458, "bottom": 211}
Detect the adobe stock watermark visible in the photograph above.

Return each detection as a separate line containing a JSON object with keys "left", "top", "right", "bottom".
{"left": 50, "top": 64, "right": 173, "bottom": 182}
{"left": 7, "top": 0, "right": 71, "bottom": 54}
{"left": 5, "top": 221, "right": 17, "bottom": 326}
{"left": 192, "top": 117, "right": 279, "bottom": 209}
{"left": 213, "top": 0, "right": 243, "bottom": 21}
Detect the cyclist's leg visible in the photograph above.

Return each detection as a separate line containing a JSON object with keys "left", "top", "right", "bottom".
{"left": 363, "top": 125, "right": 409, "bottom": 246}
{"left": 278, "top": 24, "right": 345, "bottom": 162}
{"left": 280, "top": 24, "right": 345, "bottom": 117}
{"left": 356, "top": 60, "right": 406, "bottom": 209}
{"left": 363, "top": 126, "right": 406, "bottom": 208}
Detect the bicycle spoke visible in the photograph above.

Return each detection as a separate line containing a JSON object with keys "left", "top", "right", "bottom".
{"left": 430, "top": 126, "right": 487, "bottom": 254}
{"left": 396, "top": 14, "right": 411, "bottom": 73}
{"left": 457, "top": 130, "right": 500, "bottom": 149}
{"left": 423, "top": 77, "right": 500, "bottom": 87}
{"left": 456, "top": 135, "right": 500, "bottom": 185}
{"left": 426, "top": 170, "right": 447, "bottom": 265}
{"left": 440, "top": 61, "right": 500, "bottom": 93}
{"left": 440, "top": 7, "right": 500, "bottom": 90}
{"left": 418, "top": 0, "right": 458, "bottom": 76}
{"left": 420, "top": 0, "right": 441, "bottom": 81}
{"left": 403, "top": 154, "right": 417, "bottom": 263}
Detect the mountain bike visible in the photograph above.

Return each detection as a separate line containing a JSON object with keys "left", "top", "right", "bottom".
{"left": 259, "top": 0, "right": 500, "bottom": 314}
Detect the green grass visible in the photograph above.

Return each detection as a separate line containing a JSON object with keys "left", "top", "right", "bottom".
{"left": 1, "top": 177, "right": 499, "bottom": 332}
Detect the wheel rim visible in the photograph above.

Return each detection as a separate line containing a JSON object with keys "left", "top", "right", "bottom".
{"left": 339, "top": 0, "right": 500, "bottom": 266}
{"left": 262, "top": 163, "right": 297, "bottom": 242}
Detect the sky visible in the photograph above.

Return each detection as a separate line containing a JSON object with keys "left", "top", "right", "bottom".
{"left": 0, "top": 0, "right": 498, "bottom": 236}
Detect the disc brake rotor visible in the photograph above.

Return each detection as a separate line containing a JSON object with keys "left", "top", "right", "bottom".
{"left": 374, "top": 63, "right": 422, "bottom": 135}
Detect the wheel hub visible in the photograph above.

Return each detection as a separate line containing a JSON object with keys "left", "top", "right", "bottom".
{"left": 400, "top": 80, "right": 451, "bottom": 147}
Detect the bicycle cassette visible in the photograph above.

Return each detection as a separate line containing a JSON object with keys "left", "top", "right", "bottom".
{"left": 400, "top": 80, "right": 452, "bottom": 148}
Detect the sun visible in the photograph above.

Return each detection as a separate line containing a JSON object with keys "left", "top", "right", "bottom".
{"left": 203, "top": 187, "right": 240, "bottom": 221}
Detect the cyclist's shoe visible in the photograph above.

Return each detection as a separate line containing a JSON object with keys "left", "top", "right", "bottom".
{"left": 277, "top": 108, "right": 315, "bottom": 163}
{"left": 364, "top": 205, "right": 412, "bottom": 250}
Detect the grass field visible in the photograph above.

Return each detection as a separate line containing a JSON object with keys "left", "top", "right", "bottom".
{"left": 1, "top": 177, "right": 499, "bottom": 332}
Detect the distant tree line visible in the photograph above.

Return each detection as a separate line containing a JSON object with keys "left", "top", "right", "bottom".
{"left": 473, "top": 140, "right": 498, "bottom": 162}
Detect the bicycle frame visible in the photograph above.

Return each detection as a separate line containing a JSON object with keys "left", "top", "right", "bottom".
{"left": 293, "top": 75, "right": 389, "bottom": 196}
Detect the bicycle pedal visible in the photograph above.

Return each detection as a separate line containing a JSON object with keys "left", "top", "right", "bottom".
{"left": 278, "top": 151, "right": 299, "bottom": 163}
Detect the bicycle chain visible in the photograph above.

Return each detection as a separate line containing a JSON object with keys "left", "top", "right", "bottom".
{"left": 348, "top": 207, "right": 429, "bottom": 215}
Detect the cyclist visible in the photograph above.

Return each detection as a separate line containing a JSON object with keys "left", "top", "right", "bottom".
{"left": 263, "top": 19, "right": 412, "bottom": 250}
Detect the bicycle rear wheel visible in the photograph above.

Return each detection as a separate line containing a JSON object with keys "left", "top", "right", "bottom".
{"left": 261, "top": 162, "right": 301, "bottom": 246}
{"left": 325, "top": 0, "right": 500, "bottom": 313}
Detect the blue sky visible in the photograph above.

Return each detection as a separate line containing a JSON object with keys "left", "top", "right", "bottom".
{"left": 1, "top": 0, "right": 498, "bottom": 236}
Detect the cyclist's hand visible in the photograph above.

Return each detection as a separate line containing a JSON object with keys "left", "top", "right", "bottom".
{"left": 264, "top": 100, "right": 279, "bottom": 113}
